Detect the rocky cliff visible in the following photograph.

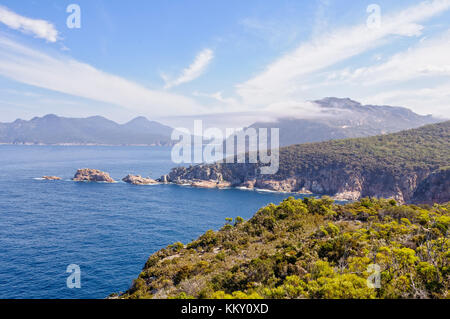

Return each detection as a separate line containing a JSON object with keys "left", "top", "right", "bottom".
{"left": 161, "top": 122, "right": 450, "bottom": 204}
{"left": 412, "top": 167, "right": 450, "bottom": 205}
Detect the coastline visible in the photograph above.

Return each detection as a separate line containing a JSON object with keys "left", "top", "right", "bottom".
{"left": 155, "top": 179, "right": 323, "bottom": 197}
{"left": 167, "top": 181, "right": 344, "bottom": 200}
{"left": 35, "top": 174, "right": 320, "bottom": 197}
{"left": 0, "top": 143, "right": 174, "bottom": 147}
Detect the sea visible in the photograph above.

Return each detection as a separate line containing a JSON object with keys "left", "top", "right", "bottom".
{"left": 0, "top": 145, "right": 309, "bottom": 299}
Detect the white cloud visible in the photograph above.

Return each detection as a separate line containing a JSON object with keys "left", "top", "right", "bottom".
{"left": 163, "top": 49, "right": 214, "bottom": 89}
{"left": 362, "top": 83, "right": 450, "bottom": 118}
{"left": 0, "top": 36, "right": 204, "bottom": 117}
{"left": 333, "top": 30, "right": 450, "bottom": 84}
{"left": 193, "top": 91, "right": 238, "bottom": 105}
{"left": 0, "top": 6, "right": 58, "bottom": 42}
{"left": 236, "top": 0, "right": 450, "bottom": 107}
{"left": 310, "top": 28, "right": 450, "bottom": 118}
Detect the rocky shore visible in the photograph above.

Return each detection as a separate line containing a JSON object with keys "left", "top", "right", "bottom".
{"left": 37, "top": 160, "right": 448, "bottom": 205}
{"left": 158, "top": 167, "right": 341, "bottom": 197}
{"left": 157, "top": 164, "right": 439, "bottom": 203}
{"left": 158, "top": 168, "right": 317, "bottom": 194}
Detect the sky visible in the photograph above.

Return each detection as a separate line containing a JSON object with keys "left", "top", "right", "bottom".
{"left": 0, "top": 0, "right": 449, "bottom": 129}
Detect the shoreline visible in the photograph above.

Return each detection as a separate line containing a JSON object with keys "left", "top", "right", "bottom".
{"left": 0, "top": 143, "right": 173, "bottom": 147}
{"left": 35, "top": 175, "right": 319, "bottom": 196}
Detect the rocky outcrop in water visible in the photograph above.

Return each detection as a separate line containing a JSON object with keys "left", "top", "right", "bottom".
{"left": 42, "top": 176, "right": 61, "bottom": 180}
{"left": 122, "top": 175, "right": 157, "bottom": 185}
{"left": 72, "top": 169, "right": 115, "bottom": 183}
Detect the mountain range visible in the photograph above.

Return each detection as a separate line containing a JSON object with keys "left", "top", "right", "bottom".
{"left": 0, "top": 98, "right": 444, "bottom": 146}
{"left": 236, "top": 97, "right": 443, "bottom": 147}
{"left": 0, "top": 114, "right": 174, "bottom": 145}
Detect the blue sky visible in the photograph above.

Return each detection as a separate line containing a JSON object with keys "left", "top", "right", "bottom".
{"left": 0, "top": 0, "right": 449, "bottom": 128}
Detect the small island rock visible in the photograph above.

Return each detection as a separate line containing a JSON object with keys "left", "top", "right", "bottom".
{"left": 122, "top": 175, "right": 157, "bottom": 185}
{"left": 42, "top": 176, "right": 61, "bottom": 180}
{"left": 190, "top": 180, "right": 231, "bottom": 189}
{"left": 73, "top": 169, "right": 115, "bottom": 183}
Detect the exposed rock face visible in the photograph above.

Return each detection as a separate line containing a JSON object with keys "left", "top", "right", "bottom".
{"left": 161, "top": 164, "right": 431, "bottom": 203}
{"left": 412, "top": 168, "right": 450, "bottom": 205}
{"left": 163, "top": 163, "right": 254, "bottom": 187}
{"left": 42, "top": 176, "right": 61, "bottom": 180}
{"left": 190, "top": 180, "right": 231, "bottom": 189}
{"left": 72, "top": 169, "right": 115, "bottom": 183}
{"left": 241, "top": 180, "right": 256, "bottom": 189}
{"left": 122, "top": 175, "right": 157, "bottom": 185}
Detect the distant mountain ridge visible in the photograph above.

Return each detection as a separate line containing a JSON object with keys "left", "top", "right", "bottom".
{"left": 243, "top": 97, "right": 443, "bottom": 147}
{"left": 0, "top": 114, "right": 175, "bottom": 145}
{"left": 0, "top": 98, "right": 444, "bottom": 146}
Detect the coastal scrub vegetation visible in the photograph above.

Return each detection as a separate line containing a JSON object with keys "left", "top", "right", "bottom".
{"left": 121, "top": 197, "right": 450, "bottom": 299}
{"left": 274, "top": 121, "right": 450, "bottom": 178}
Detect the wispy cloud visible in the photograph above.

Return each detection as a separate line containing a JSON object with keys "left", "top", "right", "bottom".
{"left": 236, "top": 0, "right": 450, "bottom": 107}
{"left": 310, "top": 27, "right": 450, "bottom": 118}
{"left": 332, "top": 30, "right": 450, "bottom": 84}
{"left": 239, "top": 17, "right": 300, "bottom": 48}
{"left": 362, "top": 82, "right": 450, "bottom": 118}
{"left": 0, "top": 6, "right": 59, "bottom": 42}
{"left": 0, "top": 36, "right": 204, "bottom": 117}
{"left": 193, "top": 91, "right": 238, "bottom": 105}
{"left": 163, "top": 49, "right": 214, "bottom": 89}
{"left": 312, "top": 0, "right": 331, "bottom": 38}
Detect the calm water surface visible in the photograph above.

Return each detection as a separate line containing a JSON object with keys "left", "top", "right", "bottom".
{"left": 0, "top": 145, "right": 308, "bottom": 298}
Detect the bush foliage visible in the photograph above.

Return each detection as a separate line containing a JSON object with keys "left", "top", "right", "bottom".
{"left": 122, "top": 197, "right": 449, "bottom": 299}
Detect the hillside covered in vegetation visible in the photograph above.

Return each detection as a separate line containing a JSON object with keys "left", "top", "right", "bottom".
{"left": 163, "top": 121, "right": 450, "bottom": 204}
{"left": 120, "top": 197, "right": 449, "bottom": 299}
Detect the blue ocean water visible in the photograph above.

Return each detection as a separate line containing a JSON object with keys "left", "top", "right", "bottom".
{"left": 0, "top": 145, "right": 308, "bottom": 299}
